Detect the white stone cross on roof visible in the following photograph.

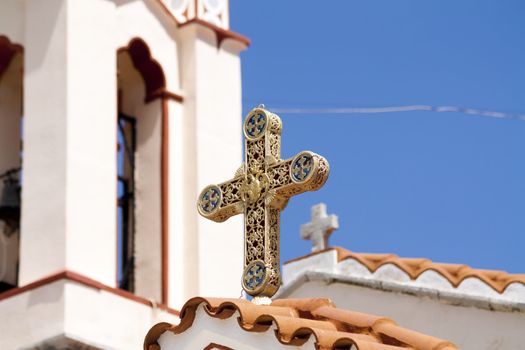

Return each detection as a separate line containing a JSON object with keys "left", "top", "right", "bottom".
{"left": 300, "top": 203, "right": 339, "bottom": 252}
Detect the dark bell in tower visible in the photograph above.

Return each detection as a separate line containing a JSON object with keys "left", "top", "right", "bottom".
{"left": 0, "top": 168, "right": 21, "bottom": 236}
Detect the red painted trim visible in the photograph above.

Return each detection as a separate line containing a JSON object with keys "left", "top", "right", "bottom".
{"left": 161, "top": 98, "right": 169, "bottom": 305}
{"left": 179, "top": 18, "right": 251, "bottom": 48}
{"left": 0, "top": 270, "right": 180, "bottom": 316}
{"left": 146, "top": 88, "right": 184, "bottom": 103}
{"left": 0, "top": 36, "right": 23, "bottom": 81}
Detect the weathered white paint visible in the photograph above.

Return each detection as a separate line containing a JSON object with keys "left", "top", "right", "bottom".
{"left": 413, "top": 269, "right": 455, "bottom": 291}
{"left": 284, "top": 279, "right": 525, "bottom": 350}
{"left": 282, "top": 250, "right": 337, "bottom": 284}
{"left": 283, "top": 250, "right": 525, "bottom": 303}
{"left": 157, "top": 304, "right": 319, "bottom": 350}
{"left": 503, "top": 283, "right": 525, "bottom": 303}
{"left": 372, "top": 263, "right": 411, "bottom": 283}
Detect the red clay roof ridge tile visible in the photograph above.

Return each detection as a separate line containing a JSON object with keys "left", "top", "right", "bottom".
{"left": 144, "top": 296, "right": 458, "bottom": 350}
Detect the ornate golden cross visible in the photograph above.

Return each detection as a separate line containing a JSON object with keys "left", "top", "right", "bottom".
{"left": 197, "top": 107, "right": 330, "bottom": 298}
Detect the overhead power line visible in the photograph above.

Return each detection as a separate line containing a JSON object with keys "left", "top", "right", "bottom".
{"left": 265, "top": 105, "right": 525, "bottom": 121}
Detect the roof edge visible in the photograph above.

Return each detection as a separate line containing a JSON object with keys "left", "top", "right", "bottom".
{"left": 277, "top": 270, "right": 525, "bottom": 313}
{"left": 284, "top": 247, "right": 525, "bottom": 295}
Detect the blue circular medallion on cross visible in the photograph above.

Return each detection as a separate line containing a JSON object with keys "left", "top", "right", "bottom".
{"left": 291, "top": 153, "right": 314, "bottom": 182}
{"left": 198, "top": 185, "right": 221, "bottom": 215}
{"left": 244, "top": 112, "right": 267, "bottom": 139}
{"left": 242, "top": 260, "right": 267, "bottom": 292}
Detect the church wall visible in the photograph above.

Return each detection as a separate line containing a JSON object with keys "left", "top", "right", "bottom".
{"left": 115, "top": 0, "right": 181, "bottom": 93}
{"left": 118, "top": 49, "right": 164, "bottom": 302}
{"left": 1, "top": 0, "right": 250, "bottom": 347}
{"left": 116, "top": 0, "right": 186, "bottom": 308}
{"left": 63, "top": 281, "right": 179, "bottom": 349}
{"left": 0, "top": 0, "right": 24, "bottom": 44}
{"left": 20, "top": 0, "right": 70, "bottom": 285}
{"left": 288, "top": 280, "right": 525, "bottom": 349}
{"left": 2, "top": 0, "right": 247, "bottom": 315}
{"left": 177, "top": 24, "right": 245, "bottom": 304}
{"left": 167, "top": 98, "right": 187, "bottom": 307}
{"left": 0, "top": 277, "right": 180, "bottom": 349}
{"left": 65, "top": 0, "right": 118, "bottom": 286}
{"left": 177, "top": 28, "right": 200, "bottom": 306}
{"left": 134, "top": 98, "right": 163, "bottom": 301}
{"left": 20, "top": 0, "right": 118, "bottom": 286}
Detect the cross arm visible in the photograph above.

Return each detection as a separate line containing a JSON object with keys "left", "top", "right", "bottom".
{"left": 266, "top": 151, "right": 330, "bottom": 209}
{"left": 197, "top": 176, "right": 244, "bottom": 223}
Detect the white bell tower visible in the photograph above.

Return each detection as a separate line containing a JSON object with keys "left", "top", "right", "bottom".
{"left": 169, "top": 0, "right": 230, "bottom": 29}
{"left": 0, "top": 0, "right": 248, "bottom": 348}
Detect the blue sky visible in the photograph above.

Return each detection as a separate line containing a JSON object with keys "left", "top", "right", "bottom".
{"left": 230, "top": 1, "right": 525, "bottom": 273}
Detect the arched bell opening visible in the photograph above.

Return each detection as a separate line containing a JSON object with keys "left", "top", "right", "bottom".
{"left": 0, "top": 35, "right": 23, "bottom": 293}
{"left": 116, "top": 38, "right": 167, "bottom": 303}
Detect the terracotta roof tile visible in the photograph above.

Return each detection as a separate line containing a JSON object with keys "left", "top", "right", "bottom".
{"left": 286, "top": 247, "right": 525, "bottom": 294}
{"left": 144, "top": 297, "right": 457, "bottom": 350}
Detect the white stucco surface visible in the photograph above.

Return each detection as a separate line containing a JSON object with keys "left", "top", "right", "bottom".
{"left": 178, "top": 24, "right": 245, "bottom": 305}
{"left": 0, "top": 281, "right": 66, "bottom": 349}
{"left": 21, "top": 0, "right": 70, "bottom": 285}
{"left": 282, "top": 251, "right": 525, "bottom": 350}
{"left": 0, "top": 279, "right": 179, "bottom": 349}
{"left": 283, "top": 279, "right": 525, "bottom": 350}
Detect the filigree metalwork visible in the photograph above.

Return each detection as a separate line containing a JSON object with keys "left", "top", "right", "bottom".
{"left": 196, "top": 107, "right": 330, "bottom": 298}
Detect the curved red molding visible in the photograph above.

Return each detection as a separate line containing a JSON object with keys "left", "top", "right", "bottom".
{"left": 0, "top": 36, "right": 23, "bottom": 80}
{"left": 118, "top": 38, "right": 166, "bottom": 103}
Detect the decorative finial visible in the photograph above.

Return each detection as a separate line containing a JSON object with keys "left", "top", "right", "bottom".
{"left": 197, "top": 106, "right": 330, "bottom": 299}
{"left": 300, "top": 203, "right": 338, "bottom": 252}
